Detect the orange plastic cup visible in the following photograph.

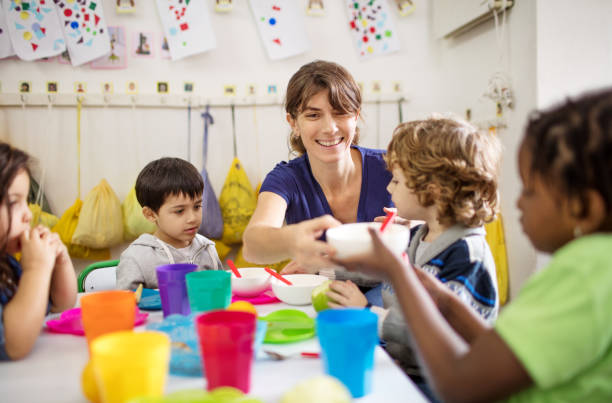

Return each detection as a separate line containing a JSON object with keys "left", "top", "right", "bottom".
{"left": 91, "top": 331, "right": 170, "bottom": 403}
{"left": 81, "top": 290, "right": 136, "bottom": 348}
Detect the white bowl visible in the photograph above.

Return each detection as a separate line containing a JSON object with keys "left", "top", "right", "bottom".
{"left": 230, "top": 267, "right": 272, "bottom": 297}
{"left": 271, "top": 274, "right": 329, "bottom": 305}
{"left": 326, "top": 222, "right": 410, "bottom": 259}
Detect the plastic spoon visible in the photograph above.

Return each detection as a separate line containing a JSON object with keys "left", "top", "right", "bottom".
{"left": 379, "top": 210, "right": 397, "bottom": 233}
{"left": 265, "top": 267, "right": 293, "bottom": 285}
{"left": 227, "top": 259, "right": 241, "bottom": 278}
{"left": 134, "top": 283, "right": 143, "bottom": 304}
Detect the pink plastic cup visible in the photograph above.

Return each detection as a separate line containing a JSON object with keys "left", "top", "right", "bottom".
{"left": 195, "top": 310, "right": 256, "bottom": 393}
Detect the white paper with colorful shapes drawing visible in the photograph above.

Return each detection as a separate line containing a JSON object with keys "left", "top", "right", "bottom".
{"left": 2, "top": 0, "right": 65, "bottom": 61}
{"left": 53, "top": 0, "right": 110, "bottom": 66}
{"left": 345, "top": 0, "right": 400, "bottom": 59}
{"left": 249, "top": 0, "right": 310, "bottom": 61}
{"left": 0, "top": 3, "right": 16, "bottom": 58}
{"left": 155, "top": 0, "right": 216, "bottom": 61}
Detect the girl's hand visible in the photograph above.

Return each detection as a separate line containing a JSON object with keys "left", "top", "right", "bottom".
{"left": 327, "top": 280, "right": 368, "bottom": 308}
{"left": 331, "top": 227, "right": 407, "bottom": 279}
{"left": 18, "top": 226, "right": 56, "bottom": 275}
{"left": 289, "top": 215, "right": 342, "bottom": 270}
{"left": 373, "top": 207, "right": 410, "bottom": 227}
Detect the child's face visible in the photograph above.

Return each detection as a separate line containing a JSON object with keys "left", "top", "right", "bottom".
{"left": 288, "top": 89, "right": 358, "bottom": 164}
{"left": 0, "top": 169, "right": 32, "bottom": 254}
{"left": 152, "top": 193, "right": 202, "bottom": 249}
{"left": 517, "top": 144, "right": 574, "bottom": 253}
{"left": 386, "top": 167, "right": 432, "bottom": 221}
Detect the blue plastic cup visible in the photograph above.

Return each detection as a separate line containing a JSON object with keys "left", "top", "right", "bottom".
{"left": 316, "top": 308, "right": 379, "bottom": 398}
{"left": 253, "top": 320, "right": 268, "bottom": 359}
{"left": 156, "top": 263, "right": 197, "bottom": 317}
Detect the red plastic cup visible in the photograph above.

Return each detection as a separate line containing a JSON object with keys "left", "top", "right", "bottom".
{"left": 195, "top": 310, "right": 256, "bottom": 393}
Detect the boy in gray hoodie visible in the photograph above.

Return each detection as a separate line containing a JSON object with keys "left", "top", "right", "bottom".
{"left": 116, "top": 157, "right": 222, "bottom": 290}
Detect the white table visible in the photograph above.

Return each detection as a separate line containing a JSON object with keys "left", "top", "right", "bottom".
{"left": 0, "top": 298, "right": 427, "bottom": 403}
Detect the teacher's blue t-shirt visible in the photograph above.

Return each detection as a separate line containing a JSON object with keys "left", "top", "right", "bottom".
{"left": 260, "top": 146, "right": 393, "bottom": 224}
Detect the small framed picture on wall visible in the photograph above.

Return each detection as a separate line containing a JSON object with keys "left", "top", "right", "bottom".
{"left": 19, "top": 81, "right": 31, "bottom": 93}
{"left": 157, "top": 81, "right": 169, "bottom": 94}
{"left": 127, "top": 81, "right": 138, "bottom": 94}
{"left": 102, "top": 82, "right": 114, "bottom": 94}
{"left": 132, "top": 31, "right": 154, "bottom": 58}
{"left": 74, "top": 82, "right": 87, "bottom": 94}
{"left": 183, "top": 82, "right": 194, "bottom": 93}
{"left": 46, "top": 82, "right": 58, "bottom": 94}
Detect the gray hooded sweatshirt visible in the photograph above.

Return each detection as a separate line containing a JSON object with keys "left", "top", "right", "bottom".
{"left": 116, "top": 233, "right": 223, "bottom": 290}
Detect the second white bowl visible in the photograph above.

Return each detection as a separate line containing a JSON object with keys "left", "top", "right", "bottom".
{"left": 271, "top": 274, "right": 329, "bottom": 305}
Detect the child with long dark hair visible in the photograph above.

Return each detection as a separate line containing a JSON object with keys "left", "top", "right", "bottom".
{"left": 0, "top": 143, "right": 76, "bottom": 360}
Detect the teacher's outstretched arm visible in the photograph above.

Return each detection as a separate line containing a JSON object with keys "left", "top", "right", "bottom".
{"left": 242, "top": 192, "right": 341, "bottom": 270}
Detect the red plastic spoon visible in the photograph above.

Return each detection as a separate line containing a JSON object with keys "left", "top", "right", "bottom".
{"left": 227, "top": 259, "right": 241, "bottom": 278}
{"left": 265, "top": 267, "right": 293, "bottom": 286}
{"left": 380, "top": 210, "right": 397, "bottom": 233}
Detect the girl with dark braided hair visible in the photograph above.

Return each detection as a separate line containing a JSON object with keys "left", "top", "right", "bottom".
{"left": 333, "top": 88, "right": 612, "bottom": 402}
{"left": 0, "top": 143, "right": 76, "bottom": 360}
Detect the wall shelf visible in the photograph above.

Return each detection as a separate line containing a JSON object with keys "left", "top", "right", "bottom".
{"left": 0, "top": 93, "right": 408, "bottom": 108}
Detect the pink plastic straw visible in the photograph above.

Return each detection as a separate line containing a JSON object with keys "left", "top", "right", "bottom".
{"left": 265, "top": 267, "right": 293, "bottom": 286}
{"left": 227, "top": 259, "right": 241, "bottom": 278}
{"left": 379, "top": 210, "right": 397, "bottom": 233}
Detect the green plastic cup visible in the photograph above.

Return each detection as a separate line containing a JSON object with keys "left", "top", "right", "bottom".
{"left": 186, "top": 270, "right": 231, "bottom": 313}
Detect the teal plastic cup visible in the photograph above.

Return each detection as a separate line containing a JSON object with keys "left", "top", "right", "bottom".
{"left": 316, "top": 308, "right": 379, "bottom": 398}
{"left": 185, "top": 270, "right": 231, "bottom": 313}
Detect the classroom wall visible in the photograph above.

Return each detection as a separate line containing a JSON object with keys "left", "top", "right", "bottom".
{"left": 2, "top": 1, "right": 610, "bottom": 299}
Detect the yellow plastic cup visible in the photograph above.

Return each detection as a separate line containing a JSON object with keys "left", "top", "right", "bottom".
{"left": 91, "top": 331, "right": 170, "bottom": 403}
{"left": 81, "top": 290, "right": 136, "bottom": 349}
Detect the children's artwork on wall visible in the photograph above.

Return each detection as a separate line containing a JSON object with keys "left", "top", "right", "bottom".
{"left": 116, "top": 0, "right": 135, "bottom": 14}
{"left": 90, "top": 26, "right": 127, "bottom": 69}
{"left": 249, "top": 0, "right": 310, "bottom": 60}
{"left": 57, "top": 49, "right": 70, "bottom": 64}
{"left": 159, "top": 35, "right": 170, "bottom": 59}
{"left": 183, "top": 82, "right": 194, "bottom": 93}
{"left": 132, "top": 31, "right": 154, "bottom": 58}
{"left": 0, "top": 2, "right": 16, "bottom": 59}
{"left": 345, "top": 0, "right": 400, "bottom": 59}
{"left": 3, "top": 0, "right": 66, "bottom": 61}
{"left": 54, "top": 0, "right": 111, "bottom": 66}
{"left": 155, "top": 0, "right": 216, "bottom": 61}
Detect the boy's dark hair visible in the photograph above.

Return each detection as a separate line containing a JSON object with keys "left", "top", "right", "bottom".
{"left": 285, "top": 60, "right": 362, "bottom": 156}
{"left": 135, "top": 157, "right": 203, "bottom": 213}
{"left": 0, "top": 142, "right": 31, "bottom": 294}
{"left": 523, "top": 88, "right": 612, "bottom": 229}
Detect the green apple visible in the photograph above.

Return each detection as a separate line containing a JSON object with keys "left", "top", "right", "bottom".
{"left": 311, "top": 280, "right": 332, "bottom": 312}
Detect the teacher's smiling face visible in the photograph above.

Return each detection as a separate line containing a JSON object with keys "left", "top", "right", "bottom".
{"left": 287, "top": 89, "right": 359, "bottom": 164}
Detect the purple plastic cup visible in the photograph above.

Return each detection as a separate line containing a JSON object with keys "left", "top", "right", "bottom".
{"left": 156, "top": 263, "right": 197, "bottom": 317}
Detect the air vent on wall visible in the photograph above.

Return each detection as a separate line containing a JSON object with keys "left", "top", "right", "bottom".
{"left": 433, "top": 0, "right": 514, "bottom": 39}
